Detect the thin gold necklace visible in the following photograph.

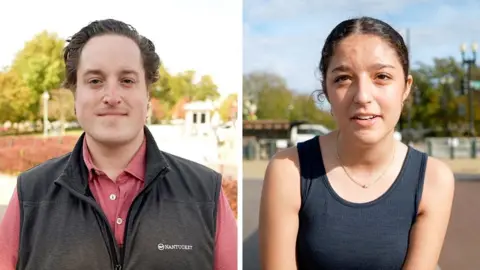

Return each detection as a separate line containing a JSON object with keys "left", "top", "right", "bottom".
{"left": 335, "top": 132, "right": 396, "bottom": 189}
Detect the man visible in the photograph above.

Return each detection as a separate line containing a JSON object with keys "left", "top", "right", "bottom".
{"left": 0, "top": 19, "right": 237, "bottom": 270}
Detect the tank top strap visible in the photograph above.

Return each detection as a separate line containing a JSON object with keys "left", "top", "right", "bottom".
{"left": 401, "top": 147, "right": 428, "bottom": 220}
{"left": 296, "top": 136, "right": 326, "bottom": 210}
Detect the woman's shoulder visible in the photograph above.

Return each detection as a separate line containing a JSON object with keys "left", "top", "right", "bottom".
{"left": 418, "top": 155, "right": 455, "bottom": 213}
{"left": 424, "top": 156, "right": 455, "bottom": 191}
{"left": 262, "top": 146, "right": 303, "bottom": 211}
{"left": 266, "top": 146, "right": 300, "bottom": 176}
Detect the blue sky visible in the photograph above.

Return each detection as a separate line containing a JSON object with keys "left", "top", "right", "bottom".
{"left": 243, "top": 0, "right": 480, "bottom": 94}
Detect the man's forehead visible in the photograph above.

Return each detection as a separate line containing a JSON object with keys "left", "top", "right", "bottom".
{"left": 77, "top": 35, "right": 143, "bottom": 72}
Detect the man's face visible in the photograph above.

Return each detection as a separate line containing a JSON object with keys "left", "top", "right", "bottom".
{"left": 75, "top": 34, "right": 149, "bottom": 146}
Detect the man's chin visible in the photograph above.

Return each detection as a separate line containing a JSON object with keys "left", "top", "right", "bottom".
{"left": 87, "top": 130, "right": 137, "bottom": 146}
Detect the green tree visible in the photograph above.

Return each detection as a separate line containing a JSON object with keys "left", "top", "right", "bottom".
{"left": 243, "top": 71, "right": 335, "bottom": 127}
{"left": 402, "top": 57, "right": 480, "bottom": 136}
{"left": 151, "top": 67, "right": 220, "bottom": 115}
{"left": 218, "top": 93, "right": 238, "bottom": 122}
{"left": 243, "top": 71, "right": 292, "bottom": 120}
{"left": 10, "top": 31, "right": 65, "bottom": 120}
{"left": 290, "top": 94, "right": 336, "bottom": 129}
{"left": 195, "top": 75, "right": 220, "bottom": 101}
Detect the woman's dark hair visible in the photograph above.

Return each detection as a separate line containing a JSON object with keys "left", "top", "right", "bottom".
{"left": 317, "top": 16, "right": 409, "bottom": 102}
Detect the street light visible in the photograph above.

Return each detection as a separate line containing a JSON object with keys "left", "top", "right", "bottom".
{"left": 440, "top": 75, "right": 455, "bottom": 159}
{"left": 42, "top": 91, "right": 50, "bottom": 138}
{"left": 460, "top": 42, "right": 477, "bottom": 158}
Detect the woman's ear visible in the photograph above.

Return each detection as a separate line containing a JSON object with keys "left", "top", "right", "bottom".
{"left": 403, "top": 75, "right": 413, "bottom": 103}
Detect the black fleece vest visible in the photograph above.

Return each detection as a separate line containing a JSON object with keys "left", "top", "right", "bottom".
{"left": 16, "top": 128, "right": 221, "bottom": 270}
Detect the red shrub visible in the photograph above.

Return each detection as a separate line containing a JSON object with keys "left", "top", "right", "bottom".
{"left": 0, "top": 136, "right": 78, "bottom": 174}
{"left": 0, "top": 135, "right": 239, "bottom": 219}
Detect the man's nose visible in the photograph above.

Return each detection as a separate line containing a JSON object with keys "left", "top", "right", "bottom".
{"left": 102, "top": 84, "right": 122, "bottom": 105}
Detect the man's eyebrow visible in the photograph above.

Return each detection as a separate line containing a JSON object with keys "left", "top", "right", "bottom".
{"left": 82, "top": 69, "right": 104, "bottom": 76}
{"left": 119, "top": 69, "right": 140, "bottom": 76}
{"left": 81, "top": 69, "right": 140, "bottom": 76}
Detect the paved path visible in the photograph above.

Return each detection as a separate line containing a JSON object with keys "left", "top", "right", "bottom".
{"left": 244, "top": 160, "right": 480, "bottom": 180}
{"left": 243, "top": 178, "right": 479, "bottom": 270}
{"left": 0, "top": 174, "right": 15, "bottom": 224}
{"left": 0, "top": 174, "right": 15, "bottom": 204}
{"left": 0, "top": 205, "right": 6, "bottom": 220}
{"left": 243, "top": 180, "right": 262, "bottom": 270}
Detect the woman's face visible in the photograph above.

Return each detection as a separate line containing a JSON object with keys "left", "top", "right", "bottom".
{"left": 326, "top": 34, "right": 412, "bottom": 145}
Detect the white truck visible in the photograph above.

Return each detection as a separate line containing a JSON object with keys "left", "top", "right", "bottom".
{"left": 290, "top": 123, "right": 331, "bottom": 145}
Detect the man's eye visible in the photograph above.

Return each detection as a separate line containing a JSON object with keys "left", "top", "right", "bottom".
{"left": 89, "top": 79, "right": 102, "bottom": 84}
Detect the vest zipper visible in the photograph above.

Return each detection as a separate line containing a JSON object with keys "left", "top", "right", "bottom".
{"left": 57, "top": 182, "right": 122, "bottom": 269}
{"left": 120, "top": 166, "right": 170, "bottom": 268}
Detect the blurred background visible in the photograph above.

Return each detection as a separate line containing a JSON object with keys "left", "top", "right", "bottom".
{"left": 242, "top": 1, "right": 480, "bottom": 269}
{"left": 0, "top": 0, "right": 242, "bottom": 227}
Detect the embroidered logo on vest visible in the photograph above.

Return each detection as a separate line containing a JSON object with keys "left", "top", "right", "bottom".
{"left": 157, "top": 243, "right": 193, "bottom": 251}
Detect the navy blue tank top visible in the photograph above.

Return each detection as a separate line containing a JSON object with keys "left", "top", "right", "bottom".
{"left": 295, "top": 136, "right": 427, "bottom": 270}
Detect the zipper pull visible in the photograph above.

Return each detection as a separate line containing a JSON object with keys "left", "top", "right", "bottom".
{"left": 115, "top": 265, "right": 122, "bottom": 270}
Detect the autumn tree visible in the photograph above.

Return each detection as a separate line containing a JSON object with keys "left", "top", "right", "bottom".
{"left": 0, "top": 71, "right": 37, "bottom": 122}
{"left": 10, "top": 31, "right": 66, "bottom": 120}
{"left": 218, "top": 93, "right": 238, "bottom": 122}
{"left": 38, "top": 89, "right": 75, "bottom": 122}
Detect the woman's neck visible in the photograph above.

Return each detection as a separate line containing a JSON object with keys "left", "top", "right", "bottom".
{"left": 335, "top": 130, "right": 396, "bottom": 173}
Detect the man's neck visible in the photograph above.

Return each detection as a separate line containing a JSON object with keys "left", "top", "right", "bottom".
{"left": 85, "top": 131, "right": 145, "bottom": 179}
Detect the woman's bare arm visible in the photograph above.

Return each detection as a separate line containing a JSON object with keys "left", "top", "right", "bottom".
{"left": 402, "top": 157, "right": 455, "bottom": 270}
{"left": 259, "top": 147, "right": 302, "bottom": 270}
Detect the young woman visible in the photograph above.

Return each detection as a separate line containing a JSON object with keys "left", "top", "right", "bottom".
{"left": 259, "top": 17, "right": 454, "bottom": 270}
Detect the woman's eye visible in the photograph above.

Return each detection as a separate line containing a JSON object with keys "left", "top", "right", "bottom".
{"left": 334, "top": 75, "right": 351, "bottom": 83}
{"left": 377, "top": 74, "right": 391, "bottom": 80}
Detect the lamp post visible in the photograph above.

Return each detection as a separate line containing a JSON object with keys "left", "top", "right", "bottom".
{"left": 147, "top": 101, "right": 152, "bottom": 126}
{"left": 460, "top": 42, "right": 477, "bottom": 158}
{"left": 42, "top": 91, "right": 50, "bottom": 138}
{"left": 440, "top": 75, "right": 455, "bottom": 159}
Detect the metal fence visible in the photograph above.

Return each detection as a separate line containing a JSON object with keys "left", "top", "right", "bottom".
{"left": 425, "top": 137, "right": 480, "bottom": 159}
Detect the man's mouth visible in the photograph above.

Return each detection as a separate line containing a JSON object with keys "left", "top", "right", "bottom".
{"left": 98, "top": 113, "right": 127, "bottom": 116}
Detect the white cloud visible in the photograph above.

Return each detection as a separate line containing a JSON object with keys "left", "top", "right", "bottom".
{"left": 244, "top": 0, "right": 430, "bottom": 22}
{"left": 243, "top": 1, "right": 480, "bottom": 92}
{"left": 0, "top": 0, "right": 242, "bottom": 96}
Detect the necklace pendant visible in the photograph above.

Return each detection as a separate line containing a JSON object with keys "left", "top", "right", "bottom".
{"left": 362, "top": 184, "right": 368, "bottom": 188}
